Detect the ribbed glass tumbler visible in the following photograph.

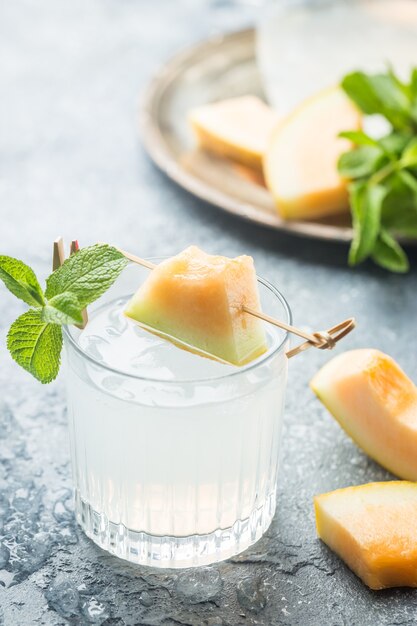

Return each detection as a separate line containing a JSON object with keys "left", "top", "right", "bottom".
{"left": 63, "top": 265, "right": 290, "bottom": 568}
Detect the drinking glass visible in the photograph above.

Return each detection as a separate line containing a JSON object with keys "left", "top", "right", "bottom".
{"left": 63, "top": 262, "right": 291, "bottom": 568}
{"left": 257, "top": 0, "right": 417, "bottom": 115}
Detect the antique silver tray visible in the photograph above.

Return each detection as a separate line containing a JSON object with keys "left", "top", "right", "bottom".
{"left": 140, "top": 28, "right": 356, "bottom": 243}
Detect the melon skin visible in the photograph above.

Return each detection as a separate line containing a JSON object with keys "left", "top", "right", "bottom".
{"left": 263, "top": 86, "right": 362, "bottom": 220}
{"left": 124, "top": 246, "right": 268, "bottom": 366}
{"left": 311, "top": 349, "right": 417, "bottom": 481}
{"left": 315, "top": 482, "right": 417, "bottom": 590}
{"left": 189, "top": 96, "right": 278, "bottom": 171}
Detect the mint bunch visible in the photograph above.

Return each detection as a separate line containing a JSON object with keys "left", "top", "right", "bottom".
{"left": 0, "top": 244, "right": 128, "bottom": 383}
{"left": 338, "top": 68, "right": 417, "bottom": 272}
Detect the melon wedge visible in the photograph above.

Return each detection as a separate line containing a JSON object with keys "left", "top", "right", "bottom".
{"left": 124, "top": 246, "right": 267, "bottom": 366}
{"left": 315, "top": 482, "right": 417, "bottom": 589}
{"left": 311, "top": 349, "right": 417, "bottom": 481}
{"left": 264, "top": 87, "right": 362, "bottom": 220}
{"left": 189, "top": 96, "right": 278, "bottom": 171}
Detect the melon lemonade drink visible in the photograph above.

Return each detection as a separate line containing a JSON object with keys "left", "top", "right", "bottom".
{"left": 0, "top": 242, "right": 355, "bottom": 570}
{"left": 63, "top": 250, "right": 290, "bottom": 568}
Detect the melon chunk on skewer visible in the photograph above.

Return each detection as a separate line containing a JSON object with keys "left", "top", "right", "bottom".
{"left": 189, "top": 96, "right": 278, "bottom": 171}
{"left": 311, "top": 349, "right": 417, "bottom": 481}
{"left": 315, "top": 482, "right": 417, "bottom": 590}
{"left": 124, "top": 246, "right": 268, "bottom": 366}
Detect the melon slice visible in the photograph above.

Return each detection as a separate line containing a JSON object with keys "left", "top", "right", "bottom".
{"left": 311, "top": 349, "right": 417, "bottom": 480}
{"left": 124, "top": 246, "right": 267, "bottom": 366}
{"left": 263, "top": 86, "right": 362, "bottom": 220}
{"left": 315, "top": 482, "right": 417, "bottom": 589}
{"left": 189, "top": 96, "right": 278, "bottom": 171}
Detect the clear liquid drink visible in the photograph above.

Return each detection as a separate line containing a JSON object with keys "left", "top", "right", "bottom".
{"left": 63, "top": 263, "right": 290, "bottom": 568}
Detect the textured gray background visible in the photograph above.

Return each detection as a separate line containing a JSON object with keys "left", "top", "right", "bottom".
{"left": 1, "top": 1, "right": 417, "bottom": 624}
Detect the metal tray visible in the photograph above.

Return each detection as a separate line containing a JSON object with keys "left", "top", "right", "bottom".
{"left": 141, "top": 28, "right": 356, "bottom": 243}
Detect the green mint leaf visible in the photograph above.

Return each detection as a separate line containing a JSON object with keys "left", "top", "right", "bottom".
{"left": 339, "top": 130, "right": 382, "bottom": 149}
{"left": 338, "top": 146, "right": 384, "bottom": 179}
{"left": 371, "top": 229, "right": 409, "bottom": 273}
{"left": 341, "top": 72, "right": 383, "bottom": 115}
{"left": 7, "top": 309, "right": 62, "bottom": 384}
{"left": 380, "top": 132, "right": 412, "bottom": 157}
{"left": 349, "top": 182, "right": 386, "bottom": 265}
{"left": 0, "top": 256, "right": 45, "bottom": 307}
{"left": 382, "top": 171, "right": 417, "bottom": 221}
{"left": 386, "top": 213, "right": 417, "bottom": 238}
{"left": 362, "top": 74, "right": 411, "bottom": 130}
{"left": 411, "top": 69, "right": 417, "bottom": 95}
{"left": 400, "top": 138, "right": 417, "bottom": 169}
{"left": 380, "top": 171, "right": 417, "bottom": 240}
{"left": 339, "top": 130, "right": 409, "bottom": 162}
{"left": 341, "top": 71, "right": 413, "bottom": 131}
{"left": 381, "top": 172, "right": 417, "bottom": 237}
{"left": 387, "top": 66, "right": 411, "bottom": 99}
{"left": 45, "top": 244, "right": 128, "bottom": 308}
{"left": 410, "top": 69, "right": 417, "bottom": 122}
{"left": 42, "top": 292, "right": 84, "bottom": 325}
{"left": 397, "top": 169, "right": 417, "bottom": 196}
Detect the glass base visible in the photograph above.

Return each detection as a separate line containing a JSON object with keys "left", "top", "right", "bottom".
{"left": 75, "top": 489, "right": 276, "bottom": 568}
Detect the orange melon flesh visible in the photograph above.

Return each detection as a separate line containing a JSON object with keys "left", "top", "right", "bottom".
{"left": 315, "top": 482, "right": 417, "bottom": 590}
{"left": 124, "top": 246, "right": 267, "bottom": 366}
{"left": 264, "top": 86, "right": 362, "bottom": 220}
{"left": 189, "top": 96, "right": 278, "bottom": 171}
{"left": 310, "top": 349, "right": 417, "bottom": 481}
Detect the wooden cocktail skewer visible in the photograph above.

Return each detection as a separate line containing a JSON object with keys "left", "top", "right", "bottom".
{"left": 70, "top": 240, "right": 88, "bottom": 329}
{"left": 121, "top": 249, "right": 155, "bottom": 271}
{"left": 52, "top": 238, "right": 88, "bottom": 329}
{"left": 51, "top": 239, "right": 355, "bottom": 358}
{"left": 53, "top": 237, "right": 65, "bottom": 270}
{"left": 118, "top": 248, "right": 356, "bottom": 359}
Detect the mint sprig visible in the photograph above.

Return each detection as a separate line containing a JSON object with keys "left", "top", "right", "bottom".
{"left": 45, "top": 244, "right": 128, "bottom": 307}
{"left": 0, "top": 256, "right": 46, "bottom": 306}
{"left": 339, "top": 67, "right": 417, "bottom": 272}
{"left": 7, "top": 310, "right": 63, "bottom": 384}
{"left": 348, "top": 182, "right": 386, "bottom": 266}
{"left": 0, "top": 244, "right": 128, "bottom": 383}
{"left": 42, "top": 293, "right": 84, "bottom": 326}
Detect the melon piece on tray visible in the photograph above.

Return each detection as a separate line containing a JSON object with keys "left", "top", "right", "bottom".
{"left": 315, "top": 482, "right": 417, "bottom": 590}
{"left": 264, "top": 86, "right": 362, "bottom": 220}
{"left": 124, "top": 246, "right": 267, "bottom": 366}
{"left": 311, "top": 349, "right": 417, "bottom": 481}
{"left": 189, "top": 96, "right": 278, "bottom": 171}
